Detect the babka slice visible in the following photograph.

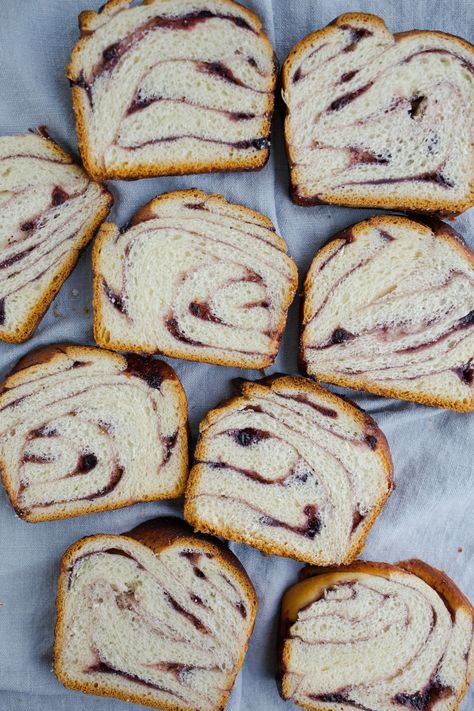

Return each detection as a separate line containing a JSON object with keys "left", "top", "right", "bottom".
{"left": 301, "top": 215, "right": 474, "bottom": 412}
{"left": 0, "top": 130, "right": 112, "bottom": 343}
{"left": 0, "top": 345, "right": 188, "bottom": 522}
{"left": 54, "top": 517, "right": 257, "bottom": 711}
{"left": 282, "top": 13, "right": 474, "bottom": 213}
{"left": 279, "top": 560, "right": 474, "bottom": 711}
{"left": 67, "top": 0, "right": 277, "bottom": 180}
{"left": 184, "top": 375, "right": 393, "bottom": 565}
{"left": 93, "top": 189, "right": 298, "bottom": 368}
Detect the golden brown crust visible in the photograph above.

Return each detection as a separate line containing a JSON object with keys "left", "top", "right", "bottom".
{"left": 279, "top": 558, "right": 474, "bottom": 711}
{"left": 184, "top": 374, "right": 394, "bottom": 566}
{"left": 54, "top": 516, "right": 257, "bottom": 711}
{"left": 92, "top": 189, "right": 298, "bottom": 368}
{"left": 0, "top": 344, "right": 189, "bottom": 522}
{"left": 282, "top": 13, "right": 474, "bottom": 214}
{"left": 301, "top": 214, "right": 474, "bottom": 412}
{"left": 0, "top": 134, "right": 112, "bottom": 343}
{"left": 67, "top": 0, "right": 277, "bottom": 181}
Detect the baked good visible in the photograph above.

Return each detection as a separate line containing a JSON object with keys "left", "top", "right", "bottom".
{"left": 0, "top": 344, "right": 187, "bottom": 522}
{"left": 0, "top": 130, "right": 112, "bottom": 343}
{"left": 279, "top": 559, "right": 474, "bottom": 711}
{"left": 282, "top": 13, "right": 474, "bottom": 214}
{"left": 184, "top": 375, "right": 393, "bottom": 565}
{"left": 67, "top": 0, "right": 277, "bottom": 180}
{"left": 54, "top": 516, "right": 257, "bottom": 711}
{"left": 93, "top": 189, "right": 298, "bottom": 368}
{"left": 301, "top": 215, "right": 474, "bottom": 412}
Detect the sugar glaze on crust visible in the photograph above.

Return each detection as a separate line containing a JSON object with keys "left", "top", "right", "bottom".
{"left": 54, "top": 517, "right": 257, "bottom": 711}
{"left": 279, "top": 559, "right": 474, "bottom": 711}
{"left": 301, "top": 215, "right": 474, "bottom": 412}
{"left": 67, "top": 0, "right": 277, "bottom": 180}
{"left": 93, "top": 189, "right": 298, "bottom": 368}
{"left": 185, "top": 375, "right": 393, "bottom": 566}
{"left": 282, "top": 13, "right": 474, "bottom": 213}
{"left": 0, "top": 345, "right": 188, "bottom": 522}
{"left": 0, "top": 131, "right": 112, "bottom": 342}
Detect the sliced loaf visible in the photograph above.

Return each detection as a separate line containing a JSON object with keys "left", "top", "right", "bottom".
{"left": 184, "top": 375, "right": 393, "bottom": 566}
{"left": 0, "top": 345, "right": 188, "bottom": 522}
{"left": 0, "top": 131, "right": 112, "bottom": 342}
{"left": 279, "top": 559, "right": 474, "bottom": 711}
{"left": 68, "top": 0, "right": 277, "bottom": 180}
{"left": 93, "top": 189, "right": 298, "bottom": 368}
{"left": 282, "top": 13, "right": 474, "bottom": 213}
{"left": 54, "top": 516, "right": 257, "bottom": 711}
{"left": 301, "top": 215, "right": 474, "bottom": 412}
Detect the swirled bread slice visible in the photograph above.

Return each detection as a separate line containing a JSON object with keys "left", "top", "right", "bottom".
{"left": 184, "top": 375, "right": 393, "bottom": 565}
{"left": 301, "top": 215, "right": 474, "bottom": 412}
{"left": 0, "top": 131, "right": 112, "bottom": 343}
{"left": 54, "top": 517, "right": 257, "bottom": 711}
{"left": 282, "top": 13, "right": 474, "bottom": 213}
{"left": 93, "top": 189, "right": 298, "bottom": 368}
{"left": 279, "top": 559, "right": 474, "bottom": 711}
{"left": 67, "top": 0, "right": 276, "bottom": 180}
{"left": 0, "top": 345, "right": 187, "bottom": 522}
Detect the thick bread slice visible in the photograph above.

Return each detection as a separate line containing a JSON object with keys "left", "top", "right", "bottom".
{"left": 184, "top": 375, "right": 393, "bottom": 566}
{"left": 301, "top": 215, "right": 474, "bottom": 412}
{"left": 0, "top": 344, "right": 188, "bottom": 522}
{"left": 54, "top": 516, "right": 257, "bottom": 711}
{"left": 282, "top": 13, "right": 474, "bottom": 214}
{"left": 0, "top": 131, "right": 112, "bottom": 342}
{"left": 67, "top": 0, "right": 277, "bottom": 180}
{"left": 279, "top": 559, "right": 474, "bottom": 711}
{"left": 93, "top": 189, "right": 298, "bottom": 368}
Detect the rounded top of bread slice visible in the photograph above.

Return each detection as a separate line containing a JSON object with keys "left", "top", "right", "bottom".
{"left": 282, "top": 13, "right": 474, "bottom": 213}
{"left": 301, "top": 214, "right": 474, "bottom": 412}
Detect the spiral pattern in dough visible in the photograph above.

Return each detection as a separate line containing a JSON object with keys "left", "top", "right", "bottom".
{"left": 68, "top": 0, "right": 276, "bottom": 179}
{"left": 301, "top": 215, "right": 474, "bottom": 412}
{"left": 94, "top": 189, "right": 297, "bottom": 368}
{"left": 185, "top": 375, "right": 393, "bottom": 565}
{"left": 282, "top": 13, "right": 474, "bottom": 212}
{"left": 279, "top": 560, "right": 474, "bottom": 711}
{"left": 0, "top": 345, "right": 187, "bottom": 521}
{"left": 54, "top": 518, "right": 257, "bottom": 711}
{"left": 0, "top": 132, "right": 111, "bottom": 342}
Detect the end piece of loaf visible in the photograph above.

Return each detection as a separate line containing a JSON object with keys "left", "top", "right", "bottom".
{"left": 184, "top": 375, "right": 393, "bottom": 566}
{"left": 282, "top": 13, "right": 474, "bottom": 213}
{"left": 93, "top": 189, "right": 298, "bottom": 368}
{"left": 67, "top": 0, "right": 277, "bottom": 180}
{"left": 0, "top": 344, "right": 188, "bottom": 522}
{"left": 54, "top": 516, "right": 257, "bottom": 711}
{"left": 279, "top": 559, "right": 474, "bottom": 711}
{"left": 0, "top": 131, "right": 112, "bottom": 342}
{"left": 301, "top": 215, "right": 474, "bottom": 412}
